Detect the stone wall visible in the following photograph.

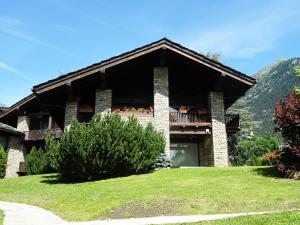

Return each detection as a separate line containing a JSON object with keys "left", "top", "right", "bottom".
{"left": 208, "top": 92, "right": 229, "bottom": 166}
{"left": 153, "top": 67, "right": 170, "bottom": 157}
{"left": 17, "top": 116, "right": 30, "bottom": 132}
{"left": 95, "top": 89, "right": 112, "bottom": 114}
{"left": 64, "top": 101, "right": 78, "bottom": 129}
{"left": 5, "top": 136, "right": 25, "bottom": 178}
{"left": 120, "top": 114, "right": 154, "bottom": 127}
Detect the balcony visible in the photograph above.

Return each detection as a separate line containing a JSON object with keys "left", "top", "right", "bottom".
{"left": 169, "top": 111, "right": 211, "bottom": 126}
{"left": 225, "top": 114, "right": 240, "bottom": 134}
{"left": 24, "top": 128, "right": 63, "bottom": 141}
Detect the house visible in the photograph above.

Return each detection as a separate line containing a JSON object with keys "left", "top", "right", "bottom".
{"left": 0, "top": 38, "right": 255, "bottom": 177}
{"left": 0, "top": 122, "right": 24, "bottom": 178}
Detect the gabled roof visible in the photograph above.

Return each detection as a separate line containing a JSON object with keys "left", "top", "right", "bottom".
{"left": 33, "top": 38, "right": 256, "bottom": 94}
{"left": 0, "top": 94, "right": 36, "bottom": 119}
{"left": 0, "top": 122, "right": 23, "bottom": 135}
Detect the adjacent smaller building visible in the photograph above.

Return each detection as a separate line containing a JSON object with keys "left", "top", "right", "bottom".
{"left": 0, "top": 122, "right": 24, "bottom": 178}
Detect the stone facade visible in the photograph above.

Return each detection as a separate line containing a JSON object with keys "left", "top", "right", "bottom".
{"left": 153, "top": 67, "right": 170, "bottom": 157}
{"left": 95, "top": 89, "right": 112, "bottom": 114}
{"left": 64, "top": 101, "right": 78, "bottom": 129}
{"left": 17, "top": 116, "right": 30, "bottom": 132}
{"left": 5, "top": 136, "right": 25, "bottom": 178}
{"left": 208, "top": 92, "right": 229, "bottom": 166}
{"left": 120, "top": 114, "right": 154, "bottom": 127}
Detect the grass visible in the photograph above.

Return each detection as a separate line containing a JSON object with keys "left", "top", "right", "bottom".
{"left": 0, "top": 210, "right": 3, "bottom": 225}
{"left": 0, "top": 167, "right": 299, "bottom": 221}
{"left": 176, "top": 211, "right": 300, "bottom": 225}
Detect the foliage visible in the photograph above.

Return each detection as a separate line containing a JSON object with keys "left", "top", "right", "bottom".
{"left": 205, "top": 52, "right": 221, "bottom": 62}
{"left": 274, "top": 90, "right": 300, "bottom": 179}
{"left": 295, "top": 65, "right": 300, "bottom": 96}
{"left": 56, "top": 113, "right": 165, "bottom": 181}
{"left": 226, "top": 99, "right": 260, "bottom": 164}
{"left": 25, "top": 146, "right": 48, "bottom": 175}
{"left": 261, "top": 151, "right": 280, "bottom": 166}
{"left": 232, "top": 133, "right": 279, "bottom": 166}
{"left": 44, "top": 134, "right": 60, "bottom": 171}
{"left": 153, "top": 153, "right": 172, "bottom": 169}
{"left": 0, "top": 146, "right": 6, "bottom": 178}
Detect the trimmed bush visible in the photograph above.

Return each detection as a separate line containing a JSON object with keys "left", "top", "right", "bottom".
{"left": 25, "top": 147, "right": 47, "bottom": 175}
{"left": 57, "top": 113, "right": 165, "bottom": 181}
{"left": 0, "top": 145, "right": 6, "bottom": 178}
{"left": 44, "top": 134, "right": 60, "bottom": 171}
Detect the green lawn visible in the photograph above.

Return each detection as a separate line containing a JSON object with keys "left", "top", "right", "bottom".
{"left": 176, "top": 211, "right": 300, "bottom": 225}
{"left": 0, "top": 210, "right": 3, "bottom": 225}
{"left": 0, "top": 167, "right": 299, "bottom": 222}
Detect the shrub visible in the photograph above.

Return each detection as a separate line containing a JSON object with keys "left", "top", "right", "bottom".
{"left": 0, "top": 145, "right": 6, "bottom": 178}
{"left": 261, "top": 151, "right": 280, "bottom": 166}
{"left": 56, "top": 113, "right": 165, "bottom": 181}
{"left": 44, "top": 134, "right": 60, "bottom": 171}
{"left": 153, "top": 153, "right": 172, "bottom": 169}
{"left": 274, "top": 90, "right": 300, "bottom": 178}
{"left": 232, "top": 133, "right": 279, "bottom": 166}
{"left": 25, "top": 146, "right": 49, "bottom": 175}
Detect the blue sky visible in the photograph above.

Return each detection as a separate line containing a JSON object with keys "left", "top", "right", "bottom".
{"left": 1, "top": 0, "right": 300, "bottom": 106}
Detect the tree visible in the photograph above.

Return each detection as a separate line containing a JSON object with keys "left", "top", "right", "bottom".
{"left": 295, "top": 65, "right": 300, "bottom": 96}
{"left": 205, "top": 52, "right": 221, "bottom": 62}
{"left": 273, "top": 65, "right": 300, "bottom": 178}
{"left": 226, "top": 99, "right": 261, "bottom": 165}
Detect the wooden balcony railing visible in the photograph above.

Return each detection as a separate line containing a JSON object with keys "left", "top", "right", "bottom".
{"left": 169, "top": 112, "right": 210, "bottom": 126}
{"left": 24, "top": 128, "right": 63, "bottom": 141}
{"left": 225, "top": 114, "right": 240, "bottom": 132}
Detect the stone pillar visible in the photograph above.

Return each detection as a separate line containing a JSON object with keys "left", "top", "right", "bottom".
{"left": 208, "top": 92, "right": 229, "bottom": 167}
{"left": 95, "top": 89, "right": 112, "bottom": 114}
{"left": 153, "top": 67, "right": 170, "bottom": 157}
{"left": 17, "top": 116, "right": 30, "bottom": 132}
{"left": 5, "top": 136, "right": 25, "bottom": 178}
{"left": 64, "top": 101, "right": 78, "bottom": 129}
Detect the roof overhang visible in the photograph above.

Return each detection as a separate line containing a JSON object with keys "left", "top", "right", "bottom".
{"left": 33, "top": 38, "right": 256, "bottom": 94}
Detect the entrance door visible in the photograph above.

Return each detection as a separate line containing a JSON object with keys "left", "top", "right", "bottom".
{"left": 170, "top": 143, "right": 199, "bottom": 167}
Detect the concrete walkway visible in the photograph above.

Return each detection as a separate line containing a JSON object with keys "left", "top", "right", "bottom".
{"left": 0, "top": 201, "right": 299, "bottom": 225}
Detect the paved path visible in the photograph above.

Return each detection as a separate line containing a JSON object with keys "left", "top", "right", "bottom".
{"left": 0, "top": 201, "right": 299, "bottom": 225}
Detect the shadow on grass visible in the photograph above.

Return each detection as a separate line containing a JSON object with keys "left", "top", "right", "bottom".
{"left": 40, "top": 170, "right": 155, "bottom": 185}
{"left": 253, "top": 166, "right": 284, "bottom": 178}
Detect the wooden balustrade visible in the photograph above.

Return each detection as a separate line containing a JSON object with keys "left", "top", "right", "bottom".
{"left": 225, "top": 114, "right": 240, "bottom": 133}
{"left": 169, "top": 112, "right": 210, "bottom": 125}
{"left": 24, "top": 128, "right": 63, "bottom": 141}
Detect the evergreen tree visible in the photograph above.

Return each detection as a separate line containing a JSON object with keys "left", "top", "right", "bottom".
{"left": 226, "top": 99, "right": 261, "bottom": 165}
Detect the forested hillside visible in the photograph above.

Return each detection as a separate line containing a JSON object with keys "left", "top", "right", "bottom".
{"left": 243, "top": 58, "right": 300, "bottom": 134}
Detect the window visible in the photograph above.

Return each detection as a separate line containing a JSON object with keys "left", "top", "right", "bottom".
{"left": 170, "top": 143, "right": 199, "bottom": 167}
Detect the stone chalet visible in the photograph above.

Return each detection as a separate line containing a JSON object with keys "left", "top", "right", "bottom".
{"left": 0, "top": 38, "right": 256, "bottom": 178}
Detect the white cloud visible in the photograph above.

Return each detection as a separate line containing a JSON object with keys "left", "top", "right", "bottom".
{"left": 185, "top": 1, "right": 300, "bottom": 59}
{"left": 0, "top": 16, "right": 73, "bottom": 57}
{"left": 0, "top": 61, "right": 33, "bottom": 81}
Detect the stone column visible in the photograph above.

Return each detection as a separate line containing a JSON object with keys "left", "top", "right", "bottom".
{"left": 208, "top": 92, "right": 229, "bottom": 167}
{"left": 153, "top": 67, "right": 170, "bottom": 157}
{"left": 95, "top": 89, "right": 112, "bottom": 114}
{"left": 17, "top": 116, "right": 30, "bottom": 132}
{"left": 5, "top": 136, "right": 25, "bottom": 178}
{"left": 64, "top": 101, "right": 78, "bottom": 129}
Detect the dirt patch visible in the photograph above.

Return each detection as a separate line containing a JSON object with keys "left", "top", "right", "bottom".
{"left": 105, "top": 199, "right": 186, "bottom": 219}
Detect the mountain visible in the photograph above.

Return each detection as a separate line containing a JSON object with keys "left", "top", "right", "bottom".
{"left": 243, "top": 58, "right": 300, "bottom": 134}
